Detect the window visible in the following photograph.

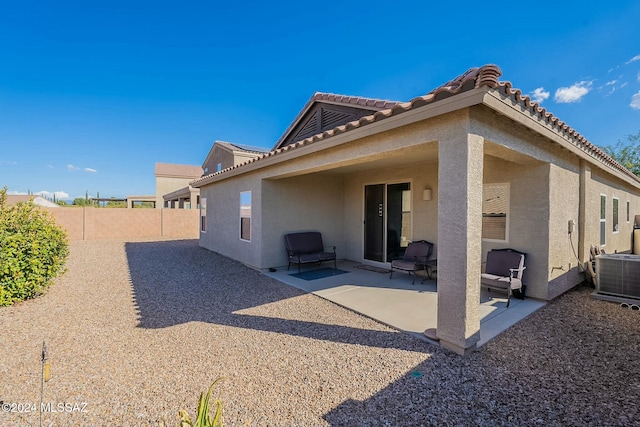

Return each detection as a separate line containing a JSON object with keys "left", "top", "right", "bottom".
{"left": 627, "top": 200, "right": 630, "bottom": 223}
{"left": 600, "top": 195, "right": 606, "bottom": 246}
{"left": 482, "top": 183, "right": 509, "bottom": 242}
{"left": 613, "top": 198, "right": 619, "bottom": 233}
{"left": 240, "top": 191, "right": 251, "bottom": 241}
{"left": 200, "top": 197, "right": 207, "bottom": 233}
{"left": 217, "top": 163, "right": 222, "bottom": 172}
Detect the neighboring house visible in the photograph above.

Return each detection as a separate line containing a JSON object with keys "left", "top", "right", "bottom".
{"left": 158, "top": 143, "right": 268, "bottom": 210}
{"left": 155, "top": 162, "right": 204, "bottom": 209}
{"left": 202, "top": 141, "right": 269, "bottom": 176}
{"left": 5, "top": 194, "right": 60, "bottom": 208}
{"left": 191, "top": 64, "right": 640, "bottom": 355}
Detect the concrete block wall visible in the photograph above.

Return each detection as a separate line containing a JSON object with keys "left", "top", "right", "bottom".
{"left": 45, "top": 207, "right": 199, "bottom": 240}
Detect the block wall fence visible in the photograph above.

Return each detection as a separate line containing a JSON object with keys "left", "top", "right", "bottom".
{"left": 44, "top": 207, "right": 199, "bottom": 240}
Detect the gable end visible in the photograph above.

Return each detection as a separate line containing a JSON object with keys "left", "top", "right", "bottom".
{"left": 280, "top": 103, "right": 378, "bottom": 148}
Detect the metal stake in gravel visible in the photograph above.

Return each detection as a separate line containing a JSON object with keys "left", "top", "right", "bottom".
{"left": 39, "top": 341, "right": 50, "bottom": 427}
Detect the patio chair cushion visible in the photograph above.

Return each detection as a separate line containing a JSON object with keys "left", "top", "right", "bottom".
{"left": 285, "top": 232, "right": 325, "bottom": 255}
{"left": 284, "top": 231, "right": 336, "bottom": 272}
{"left": 483, "top": 250, "right": 525, "bottom": 280}
{"left": 389, "top": 240, "right": 434, "bottom": 284}
{"left": 481, "top": 248, "right": 526, "bottom": 308}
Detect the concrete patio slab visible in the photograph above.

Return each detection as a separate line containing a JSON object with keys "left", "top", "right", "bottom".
{"left": 264, "top": 260, "right": 546, "bottom": 348}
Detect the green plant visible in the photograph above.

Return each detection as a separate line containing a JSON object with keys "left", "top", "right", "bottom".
{"left": 0, "top": 187, "right": 69, "bottom": 306}
{"left": 178, "top": 379, "right": 224, "bottom": 427}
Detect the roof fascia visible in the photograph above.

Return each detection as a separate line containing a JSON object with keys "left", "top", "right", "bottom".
{"left": 192, "top": 88, "right": 487, "bottom": 188}
{"left": 163, "top": 186, "right": 194, "bottom": 200}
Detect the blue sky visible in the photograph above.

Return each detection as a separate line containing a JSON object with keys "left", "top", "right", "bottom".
{"left": 1, "top": 1, "right": 639, "bottom": 201}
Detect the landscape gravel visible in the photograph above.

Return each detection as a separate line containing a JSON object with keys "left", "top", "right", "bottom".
{"left": 1, "top": 238, "right": 639, "bottom": 426}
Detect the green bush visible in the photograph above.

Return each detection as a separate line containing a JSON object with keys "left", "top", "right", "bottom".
{"left": 0, "top": 187, "right": 69, "bottom": 306}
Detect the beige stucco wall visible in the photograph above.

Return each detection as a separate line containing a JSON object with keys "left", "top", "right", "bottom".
{"left": 261, "top": 174, "right": 346, "bottom": 268}
{"left": 199, "top": 172, "right": 263, "bottom": 267}
{"left": 482, "top": 155, "right": 551, "bottom": 300}
{"left": 198, "top": 112, "right": 462, "bottom": 269}
{"left": 156, "top": 176, "right": 196, "bottom": 208}
{"left": 197, "top": 104, "right": 640, "bottom": 303}
{"left": 586, "top": 167, "right": 639, "bottom": 252}
{"left": 203, "top": 146, "right": 235, "bottom": 174}
{"left": 470, "top": 105, "right": 640, "bottom": 299}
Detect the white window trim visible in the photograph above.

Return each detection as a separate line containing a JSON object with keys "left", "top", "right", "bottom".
{"left": 613, "top": 197, "right": 620, "bottom": 234}
{"left": 482, "top": 182, "right": 510, "bottom": 243}
{"left": 600, "top": 194, "right": 606, "bottom": 247}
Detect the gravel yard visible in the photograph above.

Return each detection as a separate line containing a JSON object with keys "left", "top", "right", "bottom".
{"left": 1, "top": 238, "right": 639, "bottom": 426}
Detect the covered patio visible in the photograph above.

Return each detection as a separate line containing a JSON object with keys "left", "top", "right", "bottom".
{"left": 194, "top": 65, "right": 627, "bottom": 354}
{"left": 264, "top": 260, "right": 546, "bottom": 348}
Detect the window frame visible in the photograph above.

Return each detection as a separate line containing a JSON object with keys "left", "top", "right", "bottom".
{"left": 482, "top": 182, "right": 510, "bottom": 243}
{"left": 600, "top": 194, "right": 606, "bottom": 246}
{"left": 200, "top": 197, "right": 207, "bottom": 233}
{"left": 627, "top": 200, "right": 630, "bottom": 223}
{"left": 613, "top": 197, "right": 619, "bottom": 233}
{"left": 240, "top": 191, "right": 251, "bottom": 242}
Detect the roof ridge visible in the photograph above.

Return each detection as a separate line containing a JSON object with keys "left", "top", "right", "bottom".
{"left": 312, "top": 91, "right": 401, "bottom": 109}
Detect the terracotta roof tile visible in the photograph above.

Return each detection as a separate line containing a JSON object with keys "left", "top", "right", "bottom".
{"left": 191, "top": 64, "right": 640, "bottom": 187}
{"left": 495, "top": 80, "right": 639, "bottom": 183}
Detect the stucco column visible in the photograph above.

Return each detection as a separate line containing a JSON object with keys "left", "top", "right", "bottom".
{"left": 435, "top": 132, "right": 484, "bottom": 355}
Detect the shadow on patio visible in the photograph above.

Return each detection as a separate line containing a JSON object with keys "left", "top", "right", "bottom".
{"left": 124, "top": 239, "right": 432, "bottom": 352}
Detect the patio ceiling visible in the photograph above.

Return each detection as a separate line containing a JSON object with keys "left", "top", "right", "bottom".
{"left": 266, "top": 138, "right": 541, "bottom": 180}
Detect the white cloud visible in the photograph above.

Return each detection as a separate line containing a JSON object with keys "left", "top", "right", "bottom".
{"left": 48, "top": 164, "right": 54, "bottom": 169}
{"left": 622, "top": 82, "right": 629, "bottom": 88}
{"left": 631, "top": 91, "right": 640, "bottom": 110}
{"left": 67, "top": 164, "right": 97, "bottom": 173}
{"left": 554, "top": 81, "right": 593, "bottom": 103}
{"left": 530, "top": 87, "right": 550, "bottom": 104}
{"left": 605, "top": 80, "right": 618, "bottom": 86}
{"left": 36, "top": 190, "right": 70, "bottom": 200}
{"left": 637, "top": 72, "right": 640, "bottom": 83}
{"left": 0, "top": 160, "right": 18, "bottom": 165}
{"left": 626, "top": 54, "right": 640, "bottom": 64}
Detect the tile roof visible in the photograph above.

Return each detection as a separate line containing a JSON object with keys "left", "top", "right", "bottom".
{"left": 495, "top": 81, "right": 638, "bottom": 182}
{"left": 154, "top": 162, "right": 203, "bottom": 178}
{"left": 216, "top": 141, "right": 269, "bottom": 154}
{"left": 272, "top": 92, "right": 401, "bottom": 150}
{"left": 191, "top": 64, "right": 640, "bottom": 187}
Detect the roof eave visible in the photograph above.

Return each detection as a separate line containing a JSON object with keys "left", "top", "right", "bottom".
{"left": 191, "top": 88, "right": 488, "bottom": 188}
{"left": 482, "top": 90, "right": 640, "bottom": 188}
